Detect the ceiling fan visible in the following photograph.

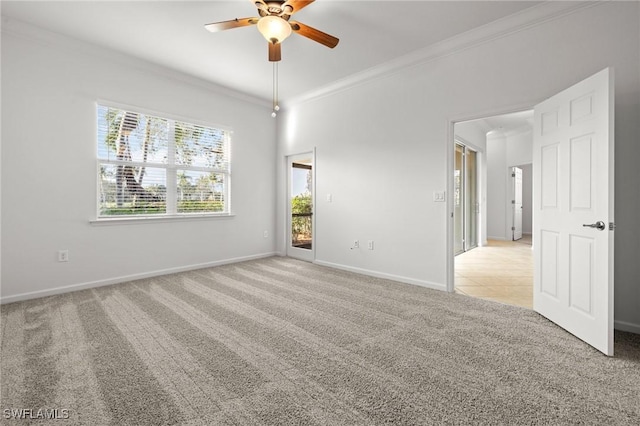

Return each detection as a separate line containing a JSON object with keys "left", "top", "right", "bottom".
{"left": 204, "top": 0, "right": 339, "bottom": 62}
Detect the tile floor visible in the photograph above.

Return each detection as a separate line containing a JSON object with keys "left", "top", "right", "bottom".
{"left": 455, "top": 236, "right": 533, "bottom": 309}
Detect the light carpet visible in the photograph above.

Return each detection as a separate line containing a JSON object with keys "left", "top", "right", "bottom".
{"left": 1, "top": 257, "right": 639, "bottom": 425}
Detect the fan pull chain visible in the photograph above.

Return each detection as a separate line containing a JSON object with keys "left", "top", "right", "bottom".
{"left": 272, "top": 61, "right": 280, "bottom": 118}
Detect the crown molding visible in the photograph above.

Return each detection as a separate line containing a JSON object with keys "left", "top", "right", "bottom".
{"left": 284, "top": 1, "right": 599, "bottom": 108}
{"left": 1, "top": 16, "right": 272, "bottom": 109}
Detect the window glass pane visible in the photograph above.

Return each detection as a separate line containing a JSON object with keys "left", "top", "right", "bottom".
{"left": 291, "top": 163, "right": 312, "bottom": 249}
{"left": 176, "top": 170, "right": 225, "bottom": 213}
{"left": 97, "top": 105, "right": 169, "bottom": 164}
{"left": 96, "top": 104, "right": 230, "bottom": 218}
{"left": 174, "top": 121, "right": 228, "bottom": 169}
{"left": 99, "top": 163, "right": 166, "bottom": 216}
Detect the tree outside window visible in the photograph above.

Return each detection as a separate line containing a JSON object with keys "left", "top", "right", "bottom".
{"left": 97, "top": 104, "right": 230, "bottom": 218}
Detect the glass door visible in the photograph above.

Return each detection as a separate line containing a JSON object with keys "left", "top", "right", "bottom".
{"left": 287, "top": 153, "right": 314, "bottom": 261}
{"left": 454, "top": 142, "right": 478, "bottom": 255}
{"left": 465, "top": 149, "right": 478, "bottom": 250}
{"left": 454, "top": 144, "right": 465, "bottom": 255}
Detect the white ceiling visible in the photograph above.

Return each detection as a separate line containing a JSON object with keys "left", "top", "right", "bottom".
{"left": 477, "top": 110, "right": 534, "bottom": 135}
{"left": 2, "top": 1, "right": 542, "bottom": 103}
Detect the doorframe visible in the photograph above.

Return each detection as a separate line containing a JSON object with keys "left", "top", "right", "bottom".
{"left": 286, "top": 149, "right": 316, "bottom": 262}
{"left": 446, "top": 103, "right": 535, "bottom": 293}
{"left": 507, "top": 163, "right": 533, "bottom": 242}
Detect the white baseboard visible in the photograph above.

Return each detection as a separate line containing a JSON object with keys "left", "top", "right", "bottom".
{"left": 313, "top": 260, "right": 447, "bottom": 292}
{"left": 614, "top": 320, "right": 640, "bottom": 335}
{"left": 0, "top": 252, "right": 277, "bottom": 305}
{"left": 487, "top": 234, "right": 531, "bottom": 242}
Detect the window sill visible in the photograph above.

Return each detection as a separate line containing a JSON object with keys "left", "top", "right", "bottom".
{"left": 90, "top": 213, "right": 235, "bottom": 226}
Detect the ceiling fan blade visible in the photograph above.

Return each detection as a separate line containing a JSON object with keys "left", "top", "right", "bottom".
{"left": 269, "top": 42, "right": 282, "bottom": 62}
{"left": 290, "top": 21, "right": 339, "bottom": 48}
{"left": 253, "top": 0, "right": 269, "bottom": 16}
{"left": 282, "top": 0, "right": 315, "bottom": 16}
{"left": 204, "top": 17, "right": 258, "bottom": 32}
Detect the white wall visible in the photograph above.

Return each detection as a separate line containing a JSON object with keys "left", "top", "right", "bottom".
{"left": 506, "top": 128, "right": 534, "bottom": 167}
{"left": 1, "top": 21, "right": 277, "bottom": 302}
{"left": 278, "top": 3, "right": 640, "bottom": 331}
{"left": 486, "top": 132, "right": 508, "bottom": 240}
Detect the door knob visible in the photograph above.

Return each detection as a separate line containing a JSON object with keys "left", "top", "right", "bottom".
{"left": 583, "top": 221, "right": 606, "bottom": 231}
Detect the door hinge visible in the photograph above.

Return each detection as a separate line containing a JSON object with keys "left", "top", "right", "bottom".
{"left": 511, "top": 226, "right": 516, "bottom": 231}
{"left": 511, "top": 200, "right": 515, "bottom": 204}
{"left": 609, "top": 222, "right": 616, "bottom": 231}
{"left": 512, "top": 173, "right": 516, "bottom": 177}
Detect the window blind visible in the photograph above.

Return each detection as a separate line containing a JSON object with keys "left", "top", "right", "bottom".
{"left": 97, "top": 104, "right": 230, "bottom": 218}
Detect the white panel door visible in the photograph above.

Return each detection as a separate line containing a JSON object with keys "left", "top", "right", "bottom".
{"left": 512, "top": 167, "right": 523, "bottom": 241}
{"left": 533, "top": 68, "right": 614, "bottom": 355}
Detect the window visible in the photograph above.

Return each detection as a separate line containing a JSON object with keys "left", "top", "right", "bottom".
{"left": 97, "top": 104, "right": 230, "bottom": 218}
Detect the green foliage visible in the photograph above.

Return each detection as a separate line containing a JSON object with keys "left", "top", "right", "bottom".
{"left": 104, "top": 108, "right": 122, "bottom": 153}
{"left": 292, "top": 193, "right": 312, "bottom": 214}
{"left": 178, "top": 200, "right": 224, "bottom": 213}
{"left": 101, "top": 199, "right": 224, "bottom": 216}
{"left": 102, "top": 109, "right": 167, "bottom": 158}
{"left": 175, "top": 121, "right": 226, "bottom": 168}
{"left": 101, "top": 203, "right": 166, "bottom": 216}
{"left": 291, "top": 192, "right": 312, "bottom": 244}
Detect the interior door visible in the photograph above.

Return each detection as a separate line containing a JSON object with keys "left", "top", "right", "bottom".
{"left": 287, "top": 153, "right": 314, "bottom": 262}
{"left": 512, "top": 167, "right": 523, "bottom": 241}
{"left": 533, "top": 68, "right": 614, "bottom": 355}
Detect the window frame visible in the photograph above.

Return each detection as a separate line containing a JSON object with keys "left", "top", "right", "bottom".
{"left": 94, "top": 101, "right": 232, "bottom": 222}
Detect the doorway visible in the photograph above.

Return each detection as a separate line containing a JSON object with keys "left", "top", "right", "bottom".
{"left": 512, "top": 166, "right": 523, "bottom": 240}
{"left": 449, "top": 70, "right": 615, "bottom": 355}
{"left": 286, "top": 153, "right": 314, "bottom": 262}
{"left": 452, "top": 110, "right": 534, "bottom": 308}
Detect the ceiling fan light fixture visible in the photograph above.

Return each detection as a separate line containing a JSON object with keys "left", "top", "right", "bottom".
{"left": 257, "top": 15, "right": 292, "bottom": 44}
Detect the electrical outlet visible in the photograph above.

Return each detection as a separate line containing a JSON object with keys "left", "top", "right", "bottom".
{"left": 367, "top": 240, "right": 374, "bottom": 250}
{"left": 353, "top": 240, "right": 359, "bottom": 249}
{"left": 327, "top": 193, "right": 332, "bottom": 202}
{"left": 58, "top": 250, "right": 69, "bottom": 262}
{"left": 263, "top": 230, "right": 268, "bottom": 238}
